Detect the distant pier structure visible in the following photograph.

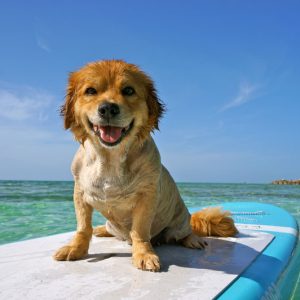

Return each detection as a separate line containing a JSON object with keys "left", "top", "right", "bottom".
{"left": 272, "top": 179, "right": 300, "bottom": 185}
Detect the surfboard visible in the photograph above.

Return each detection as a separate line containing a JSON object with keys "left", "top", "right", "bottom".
{"left": 0, "top": 202, "right": 298, "bottom": 299}
{"left": 211, "top": 202, "right": 299, "bottom": 299}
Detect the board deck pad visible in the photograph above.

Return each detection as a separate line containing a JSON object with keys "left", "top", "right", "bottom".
{"left": 0, "top": 230, "right": 273, "bottom": 300}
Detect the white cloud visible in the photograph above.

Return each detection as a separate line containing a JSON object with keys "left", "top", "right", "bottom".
{"left": 0, "top": 83, "right": 72, "bottom": 181}
{"left": 220, "top": 83, "right": 259, "bottom": 112}
{"left": 0, "top": 125, "right": 77, "bottom": 180}
{"left": 0, "top": 87, "right": 54, "bottom": 121}
{"left": 36, "top": 35, "right": 51, "bottom": 52}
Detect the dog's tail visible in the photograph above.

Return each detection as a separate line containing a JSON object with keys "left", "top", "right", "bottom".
{"left": 190, "top": 207, "right": 238, "bottom": 237}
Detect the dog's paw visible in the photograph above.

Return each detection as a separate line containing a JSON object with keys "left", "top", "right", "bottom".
{"left": 53, "top": 245, "right": 88, "bottom": 261}
{"left": 132, "top": 252, "right": 161, "bottom": 272}
{"left": 93, "top": 225, "right": 113, "bottom": 237}
{"left": 182, "top": 233, "right": 207, "bottom": 249}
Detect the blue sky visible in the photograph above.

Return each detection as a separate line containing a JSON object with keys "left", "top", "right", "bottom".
{"left": 0, "top": 0, "right": 299, "bottom": 183}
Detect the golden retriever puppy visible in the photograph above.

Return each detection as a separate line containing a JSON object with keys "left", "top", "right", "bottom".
{"left": 53, "top": 60, "right": 238, "bottom": 271}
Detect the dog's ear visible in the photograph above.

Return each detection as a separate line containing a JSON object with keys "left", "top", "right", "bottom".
{"left": 60, "top": 72, "right": 77, "bottom": 130}
{"left": 146, "top": 81, "right": 165, "bottom": 131}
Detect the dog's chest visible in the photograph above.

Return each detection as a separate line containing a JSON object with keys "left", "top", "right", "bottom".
{"left": 80, "top": 162, "right": 136, "bottom": 210}
{"left": 82, "top": 175, "right": 123, "bottom": 201}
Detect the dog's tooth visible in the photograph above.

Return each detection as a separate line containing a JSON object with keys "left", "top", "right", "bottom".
{"left": 93, "top": 124, "right": 99, "bottom": 131}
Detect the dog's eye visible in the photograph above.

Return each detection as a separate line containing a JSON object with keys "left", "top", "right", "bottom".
{"left": 122, "top": 86, "right": 135, "bottom": 96}
{"left": 85, "top": 87, "right": 97, "bottom": 95}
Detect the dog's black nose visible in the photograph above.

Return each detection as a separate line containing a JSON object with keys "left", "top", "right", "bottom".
{"left": 98, "top": 103, "right": 120, "bottom": 119}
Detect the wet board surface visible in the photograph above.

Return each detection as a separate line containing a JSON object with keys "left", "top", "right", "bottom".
{"left": 0, "top": 229, "right": 273, "bottom": 300}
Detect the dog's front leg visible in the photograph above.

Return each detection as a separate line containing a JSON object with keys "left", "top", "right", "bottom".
{"left": 53, "top": 183, "right": 93, "bottom": 261}
{"left": 130, "top": 192, "right": 160, "bottom": 272}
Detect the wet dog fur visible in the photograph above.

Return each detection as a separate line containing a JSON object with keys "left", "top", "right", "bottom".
{"left": 53, "top": 60, "right": 238, "bottom": 271}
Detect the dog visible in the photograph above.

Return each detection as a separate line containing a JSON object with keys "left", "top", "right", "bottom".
{"left": 53, "top": 60, "right": 238, "bottom": 271}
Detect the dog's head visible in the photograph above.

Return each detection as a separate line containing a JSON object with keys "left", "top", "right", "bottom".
{"left": 61, "top": 60, "right": 164, "bottom": 147}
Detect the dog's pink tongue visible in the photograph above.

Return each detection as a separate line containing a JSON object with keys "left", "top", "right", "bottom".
{"left": 99, "top": 126, "right": 122, "bottom": 143}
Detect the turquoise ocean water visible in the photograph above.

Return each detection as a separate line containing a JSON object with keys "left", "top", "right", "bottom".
{"left": 0, "top": 180, "right": 299, "bottom": 297}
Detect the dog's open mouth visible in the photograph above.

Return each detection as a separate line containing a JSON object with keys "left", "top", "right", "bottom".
{"left": 92, "top": 120, "right": 134, "bottom": 147}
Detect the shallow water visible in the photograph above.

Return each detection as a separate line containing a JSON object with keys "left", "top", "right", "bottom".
{"left": 0, "top": 180, "right": 299, "bottom": 297}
